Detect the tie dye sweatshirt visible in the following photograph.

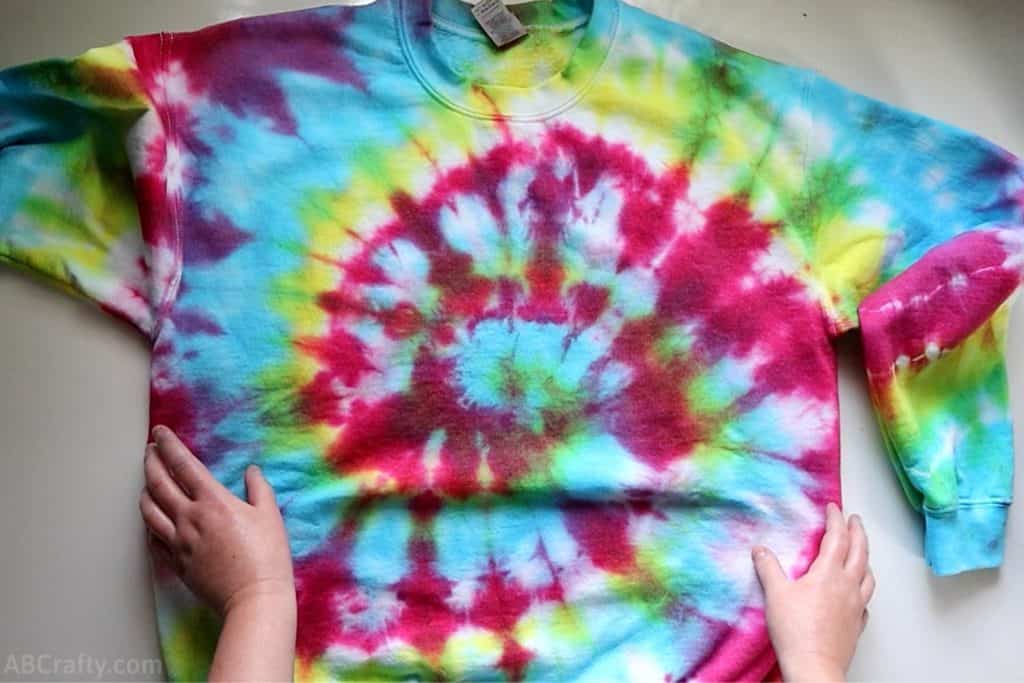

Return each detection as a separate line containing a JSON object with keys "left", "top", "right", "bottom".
{"left": 1, "top": 0, "right": 1022, "bottom": 680}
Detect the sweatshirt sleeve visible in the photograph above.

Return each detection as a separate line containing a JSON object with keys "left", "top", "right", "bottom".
{"left": 0, "top": 36, "right": 179, "bottom": 339}
{"left": 798, "top": 69, "right": 1024, "bottom": 575}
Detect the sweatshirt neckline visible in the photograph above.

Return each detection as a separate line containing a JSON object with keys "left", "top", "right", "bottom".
{"left": 396, "top": 0, "right": 621, "bottom": 122}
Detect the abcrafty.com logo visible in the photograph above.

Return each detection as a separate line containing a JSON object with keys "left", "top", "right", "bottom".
{"left": 3, "top": 653, "right": 162, "bottom": 680}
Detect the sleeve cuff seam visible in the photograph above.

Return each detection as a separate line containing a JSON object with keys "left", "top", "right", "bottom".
{"left": 924, "top": 501, "right": 1011, "bottom": 515}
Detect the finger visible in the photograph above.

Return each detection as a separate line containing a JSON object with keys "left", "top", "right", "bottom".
{"left": 812, "top": 501, "right": 850, "bottom": 570}
{"left": 244, "top": 465, "right": 276, "bottom": 508}
{"left": 152, "top": 425, "right": 217, "bottom": 499}
{"left": 144, "top": 443, "right": 190, "bottom": 517}
{"left": 751, "top": 545, "right": 787, "bottom": 595}
{"left": 861, "top": 567, "right": 876, "bottom": 604}
{"left": 139, "top": 487, "right": 176, "bottom": 545}
{"left": 844, "top": 514, "right": 869, "bottom": 578}
{"left": 146, "top": 530, "right": 178, "bottom": 576}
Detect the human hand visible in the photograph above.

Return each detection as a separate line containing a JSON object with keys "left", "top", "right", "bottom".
{"left": 138, "top": 425, "right": 295, "bottom": 617}
{"left": 752, "top": 502, "right": 875, "bottom": 683}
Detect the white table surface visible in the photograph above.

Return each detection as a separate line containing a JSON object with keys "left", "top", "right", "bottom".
{"left": 1, "top": 2, "right": 1022, "bottom": 681}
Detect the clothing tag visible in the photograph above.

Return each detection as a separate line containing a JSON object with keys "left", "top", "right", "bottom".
{"left": 471, "top": 0, "right": 528, "bottom": 48}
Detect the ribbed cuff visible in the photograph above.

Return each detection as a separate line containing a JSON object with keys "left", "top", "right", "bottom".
{"left": 924, "top": 503, "right": 1009, "bottom": 576}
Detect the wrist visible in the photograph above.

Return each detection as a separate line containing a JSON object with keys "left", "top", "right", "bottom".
{"left": 779, "top": 656, "right": 845, "bottom": 683}
{"left": 223, "top": 578, "right": 296, "bottom": 618}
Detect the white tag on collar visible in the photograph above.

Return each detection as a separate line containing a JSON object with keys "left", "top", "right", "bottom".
{"left": 471, "top": 0, "right": 528, "bottom": 47}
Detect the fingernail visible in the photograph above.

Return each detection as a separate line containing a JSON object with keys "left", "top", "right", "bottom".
{"left": 151, "top": 425, "right": 164, "bottom": 438}
{"left": 752, "top": 545, "right": 766, "bottom": 558}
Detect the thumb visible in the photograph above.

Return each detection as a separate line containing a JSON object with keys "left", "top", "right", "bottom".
{"left": 244, "top": 464, "right": 275, "bottom": 508}
{"left": 751, "top": 545, "right": 787, "bottom": 593}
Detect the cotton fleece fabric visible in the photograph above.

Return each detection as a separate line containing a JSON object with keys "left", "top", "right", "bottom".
{"left": 1, "top": 0, "right": 1023, "bottom": 680}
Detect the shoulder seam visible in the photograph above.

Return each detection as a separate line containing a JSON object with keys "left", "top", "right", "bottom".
{"left": 797, "top": 69, "right": 847, "bottom": 338}
{"left": 148, "top": 31, "right": 183, "bottom": 344}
